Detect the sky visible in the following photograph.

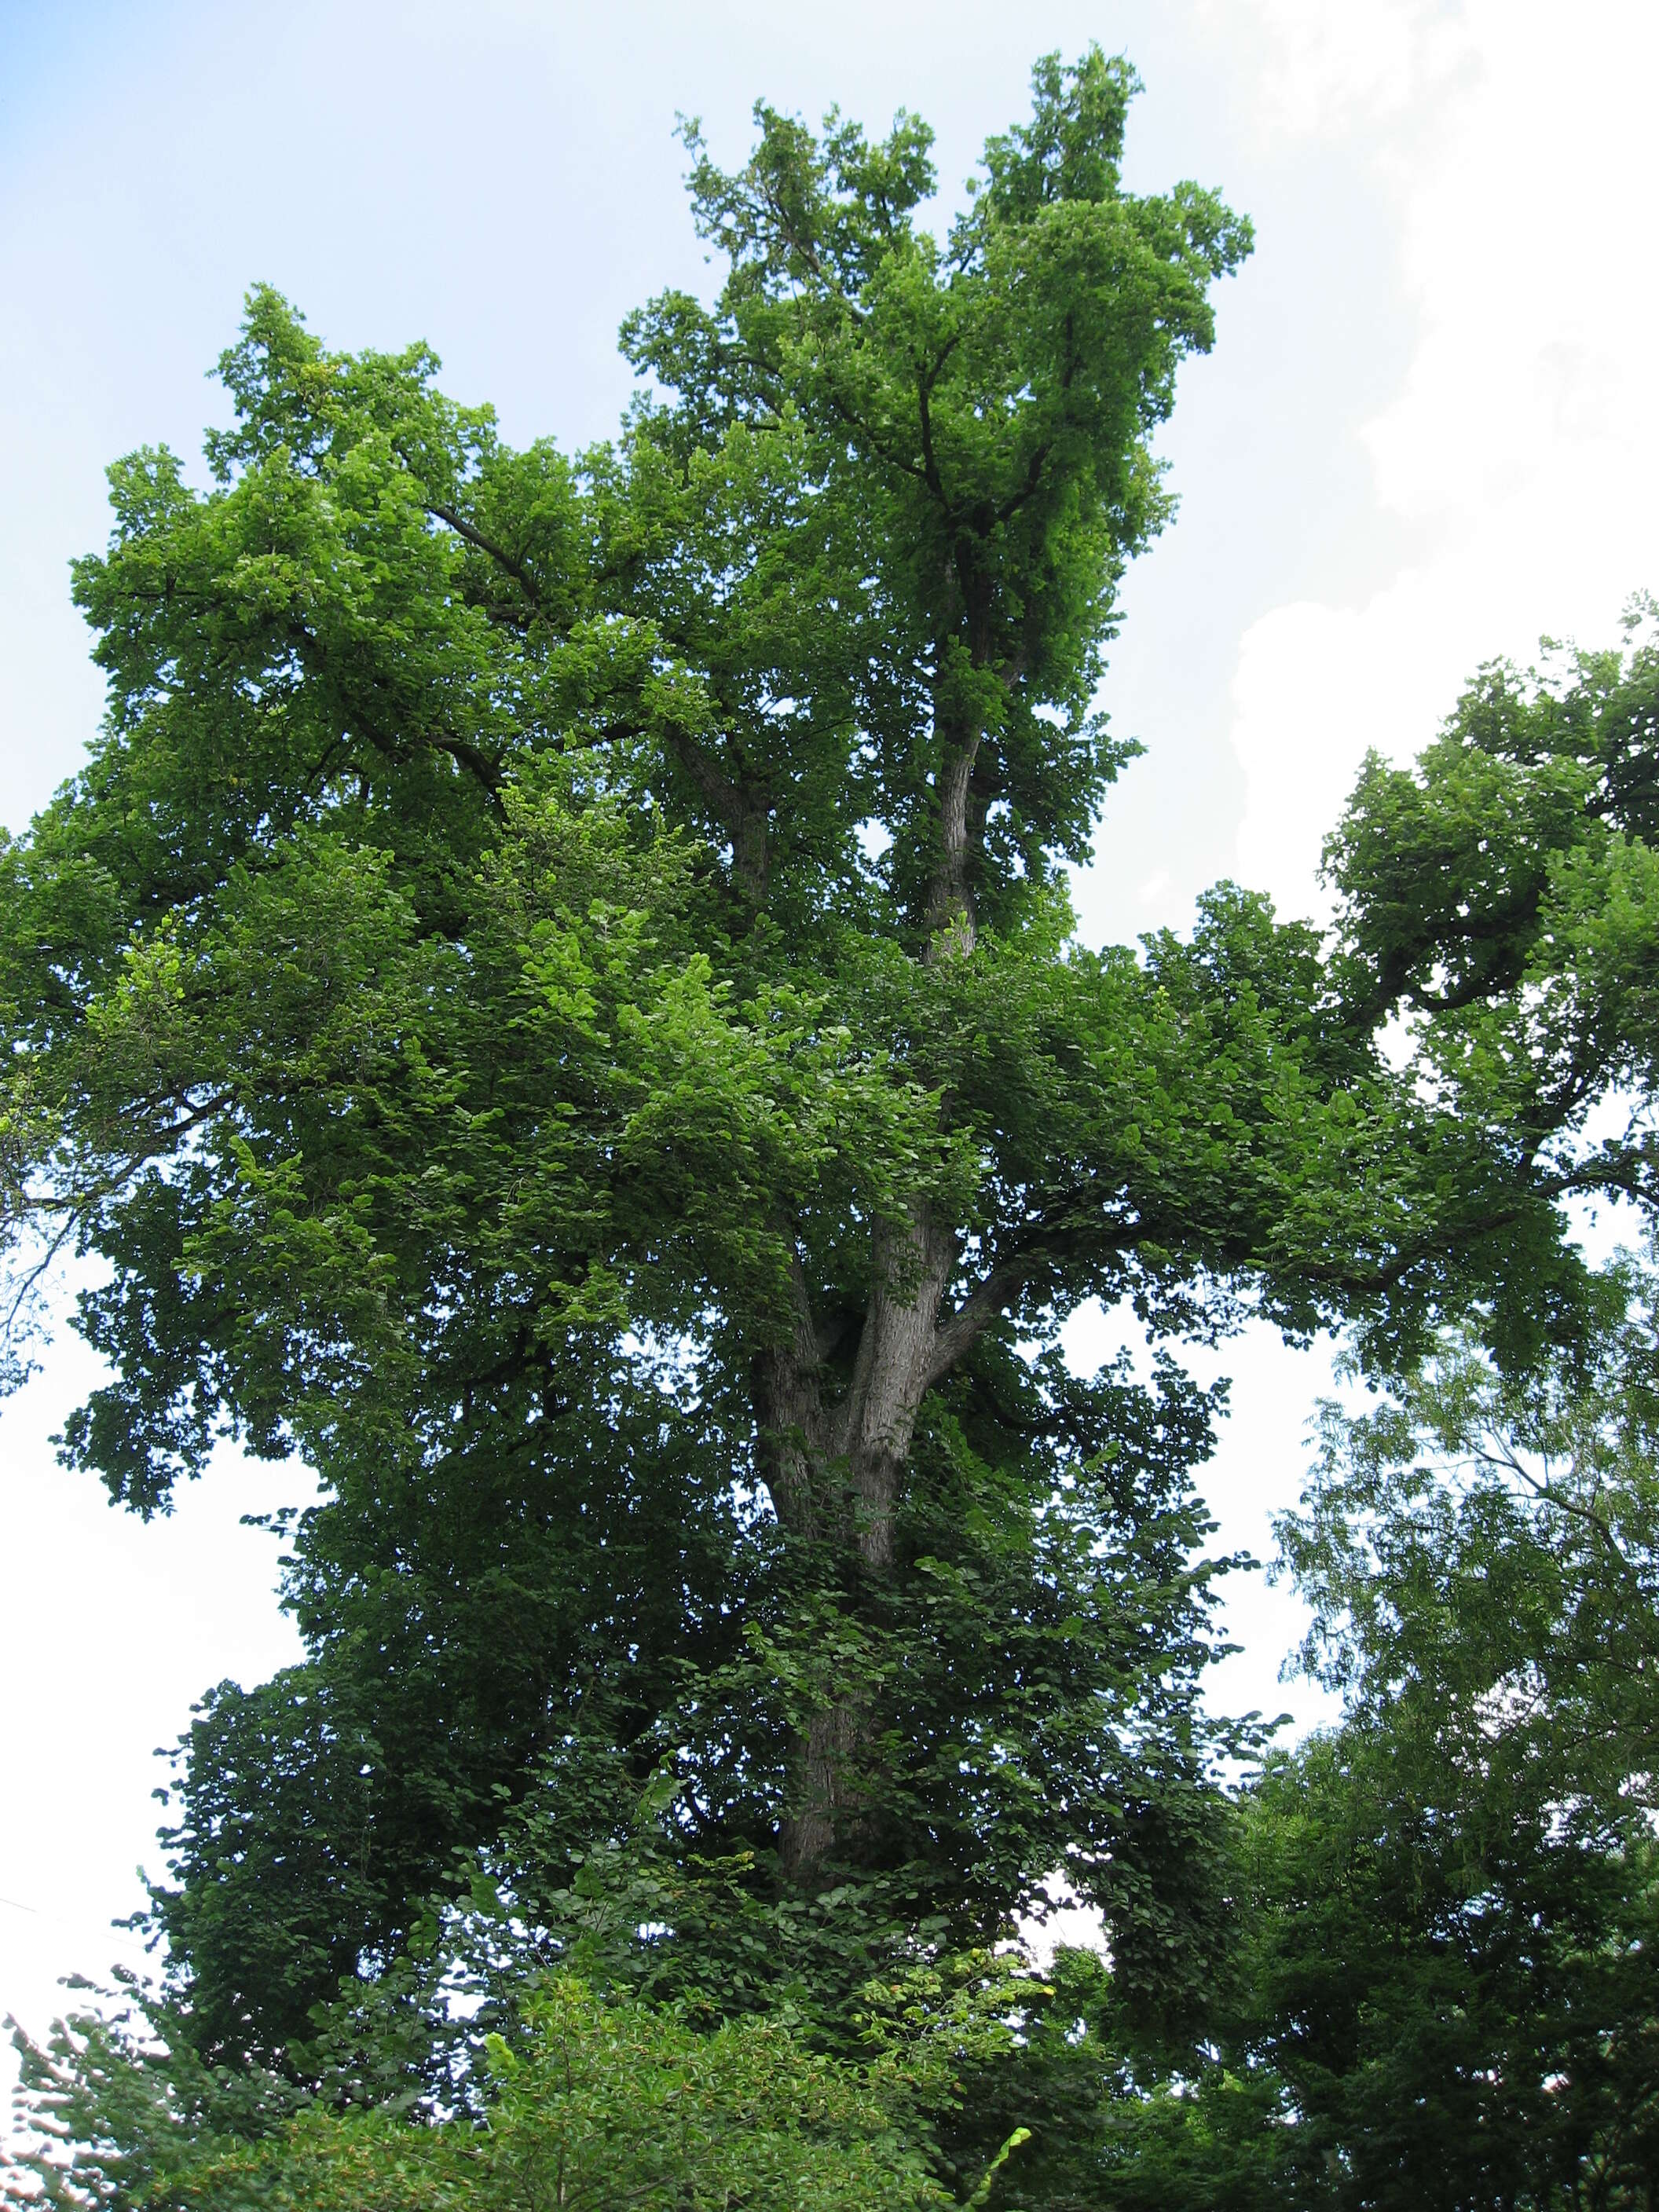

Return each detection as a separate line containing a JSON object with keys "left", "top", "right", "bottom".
{"left": 3, "top": 0, "right": 1657, "bottom": 2076}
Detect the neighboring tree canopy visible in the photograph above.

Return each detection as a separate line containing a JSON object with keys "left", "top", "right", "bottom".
{"left": 1080, "top": 1315, "right": 1659, "bottom": 2210}
{"left": 6, "top": 45, "right": 1659, "bottom": 2212}
{"left": 1253, "top": 1320, "right": 1659, "bottom": 2204}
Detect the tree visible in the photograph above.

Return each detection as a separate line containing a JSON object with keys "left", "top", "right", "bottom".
{"left": 1247, "top": 1316, "right": 1659, "bottom": 2207}
{"left": 5, "top": 42, "right": 1659, "bottom": 2143}
{"left": 1074, "top": 1307, "right": 1659, "bottom": 2211}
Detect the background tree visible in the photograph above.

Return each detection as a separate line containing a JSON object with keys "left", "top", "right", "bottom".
{"left": 1249, "top": 1312, "right": 1659, "bottom": 2207}
{"left": 1051, "top": 1294, "right": 1659, "bottom": 2211}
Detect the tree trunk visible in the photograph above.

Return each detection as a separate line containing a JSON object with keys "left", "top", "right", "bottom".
{"left": 923, "top": 729, "right": 981, "bottom": 958}
{"left": 760, "top": 1206, "right": 958, "bottom": 1881}
{"left": 768, "top": 698, "right": 983, "bottom": 1882}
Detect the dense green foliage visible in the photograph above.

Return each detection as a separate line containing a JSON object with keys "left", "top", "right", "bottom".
{"left": 1254, "top": 1326, "right": 1659, "bottom": 2203}
{"left": 6, "top": 47, "right": 1659, "bottom": 2212}
{"left": 1098, "top": 1323, "right": 1659, "bottom": 2210}
{"left": 15, "top": 1971, "right": 1020, "bottom": 2212}
{"left": 12, "top": 1957, "right": 1086, "bottom": 2211}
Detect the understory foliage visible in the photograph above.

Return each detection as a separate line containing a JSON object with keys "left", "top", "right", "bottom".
{"left": 14, "top": 1968, "right": 1028, "bottom": 2212}
{"left": 6, "top": 45, "right": 1659, "bottom": 2212}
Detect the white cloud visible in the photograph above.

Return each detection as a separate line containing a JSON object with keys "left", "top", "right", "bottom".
{"left": 1202, "top": 0, "right": 1470, "bottom": 138}
{"left": 1226, "top": 0, "right": 1659, "bottom": 918}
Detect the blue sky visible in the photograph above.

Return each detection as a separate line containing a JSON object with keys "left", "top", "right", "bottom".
{"left": 4, "top": 0, "right": 1656, "bottom": 2073}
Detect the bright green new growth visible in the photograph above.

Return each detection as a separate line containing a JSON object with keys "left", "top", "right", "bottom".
{"left": 7, "top": 43, "right": 1659, "bottom": 2212}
